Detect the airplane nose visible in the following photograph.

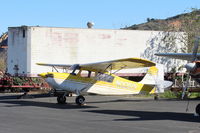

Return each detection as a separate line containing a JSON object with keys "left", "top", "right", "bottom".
{"left": 38, "top": 73, "right": 48, "bottom": 78}
{"left": 38, "top": 73, "right": 54, "bottom": 78}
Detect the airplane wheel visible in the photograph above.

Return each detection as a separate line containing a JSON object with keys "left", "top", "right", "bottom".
{"left": 195, "top": 104, "right": 200, "bottom": 116}
{"left": 57, "top": 96, "right": 66, "bottom": 104}
{"left": 154, "top": 95, "right": 159, "bottom": 100}
{"left": 76, "top": 95, "right": 85, "bottom": 105}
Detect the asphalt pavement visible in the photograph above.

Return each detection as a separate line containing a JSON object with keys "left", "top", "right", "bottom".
{"left": 0, "top": 93, "right": 199, "bottom": 133}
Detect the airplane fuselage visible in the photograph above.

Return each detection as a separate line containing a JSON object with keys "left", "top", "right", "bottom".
{"left": 42, "top": 72, "right": 156, "bottom": 95}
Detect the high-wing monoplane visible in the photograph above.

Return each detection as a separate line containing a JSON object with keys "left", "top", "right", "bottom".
{"left": 155, "top": 37, "right": 200, "bottom": 115}
{"left": 37, "top": 58, "right": 172, "bottom": 105}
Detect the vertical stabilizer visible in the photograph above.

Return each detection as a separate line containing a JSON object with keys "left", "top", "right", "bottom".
{"left": 140, "top": 64, "right": 173, "bottom": 93}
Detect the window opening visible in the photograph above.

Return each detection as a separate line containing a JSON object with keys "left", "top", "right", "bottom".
{"left": 23, "top": 29, "right": 25, "bottom": 38}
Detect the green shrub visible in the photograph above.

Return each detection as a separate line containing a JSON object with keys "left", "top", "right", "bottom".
{"left": 159, "top": 90, "right": 181, "bottom": 98}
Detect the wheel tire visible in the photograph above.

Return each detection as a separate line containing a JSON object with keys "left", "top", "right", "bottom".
{"left": 195, "top": 104, "right": 200, "bottom": 116}
{"left": 154, "top": 95, "right": 159, "bottom": 100}
{"left": 57, "top": 96, "right": 66, "bottom": 104}
{"left": 76, "top": 95, "right": 85, "bottom": 105}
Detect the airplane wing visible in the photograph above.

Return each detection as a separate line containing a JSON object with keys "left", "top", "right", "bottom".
{"left": 37, "top": 58, "right": 155, "bottom": 72}
{"left": 36, "top": 63, "right": 72, "bottom": 69}
{"left": 80, "top": 58, "right": 155, "bottom": 72}
{"left": 155, "top": 53, "right": 200, "bottom": 61}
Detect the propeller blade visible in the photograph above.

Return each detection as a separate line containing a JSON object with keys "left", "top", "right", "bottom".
{"left": 181, "top": 74, "right": 190, "bottom": 99}
{"left": 191, "top": 36, "right": 200, "bottom": 62}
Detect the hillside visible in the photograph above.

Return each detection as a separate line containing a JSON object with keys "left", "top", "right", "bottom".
{"left": 0, "top": 33, "right": 7, "bottom": 71}
{"left": 0, "top": 33, "right": 8, "bottom": 48}
{"left": 124, "top": 9, "right": 200, "bottom": 31}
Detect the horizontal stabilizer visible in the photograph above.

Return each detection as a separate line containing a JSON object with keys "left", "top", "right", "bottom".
{"left": 140, "top": 66, "right": 173, "bottom": 93}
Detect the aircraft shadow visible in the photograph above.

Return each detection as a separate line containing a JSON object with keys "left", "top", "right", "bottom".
{"left": 86, "top": 97, "right": 194, "bottom": 104}
{"left": 0, "top": 94, "right": 97, "bottom": 109}
{"left": 0, "top": 95, "right": 21, "bottom": 100}
{"left": 0, "top": 100, "right": 97, "bottom": 109}
{"left": 87, "top": 99, "right": 154, "bottom": 104}
{"left": 0, "top": 93, "right": 52, "bottom": 100}
{"left": 84, "top": 109, "right": 200, "bottom": 123}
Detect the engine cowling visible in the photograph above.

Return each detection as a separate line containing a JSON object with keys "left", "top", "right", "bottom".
{"left": 185, "top": 63, "right": 196, "bottom": 71}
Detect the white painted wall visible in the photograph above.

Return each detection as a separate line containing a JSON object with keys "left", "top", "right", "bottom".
{"left": 7, "top": 27, "right": 30, "bottom": 75}
{"left": 7, "top": 26, "right": 186, "bottom": 76}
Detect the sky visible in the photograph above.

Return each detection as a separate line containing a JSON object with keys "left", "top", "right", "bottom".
{"left": 0, "top": 0, "right": 200, "bottom": 34}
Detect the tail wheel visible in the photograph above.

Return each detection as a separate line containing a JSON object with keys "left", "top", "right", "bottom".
{"left": 75, "top": 95, "right": 85, "bottom": 105}
{"left": 57, "top": 96, "right": 66, "bottom": 104}
{"left": 195, "top": 104, "right": 200, "bottom": 116}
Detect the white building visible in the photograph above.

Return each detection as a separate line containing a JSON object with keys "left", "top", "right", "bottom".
{"left": 7, "top": 26, "right": 186, "bottom": 77}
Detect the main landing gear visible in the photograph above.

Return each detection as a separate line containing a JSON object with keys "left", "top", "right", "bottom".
{"left": 195, "top": 104, "right": 200, "bottom": 116}
{"left": 75, "top": 95, "right": 85, "bottom": 105}
{"left": 154, "top": 94, "right": 159, "bottom": 100}
{"left": 57, "top": 95, "right": 66, "bottom": 104}
{"left": 56, "top": 93, "right": 85, "bottom": 106}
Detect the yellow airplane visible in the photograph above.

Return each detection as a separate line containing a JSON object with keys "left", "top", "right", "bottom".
{"left": 37, "top": 58, "right": 172, "bottom": 105}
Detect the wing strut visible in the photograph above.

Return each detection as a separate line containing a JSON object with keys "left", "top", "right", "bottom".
{"left": 112, "top": 65, "right": 127, "bottom": 74}
{"left": 104, "top": 64, "right": 112, "bottom": 74}
{"left": 52, "top": 66, "right": 59, "bottom": 72}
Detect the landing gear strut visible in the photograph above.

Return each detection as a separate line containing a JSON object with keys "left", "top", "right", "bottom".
{"left": 75, "top": 95, "right": 85, "bottom": 105}
{"left": 195, "top": 104, "right": 200, "bottom": 116}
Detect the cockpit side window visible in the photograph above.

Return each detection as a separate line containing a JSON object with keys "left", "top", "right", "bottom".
{"left": 80, "top": 70, "right": 89, "bottom": 77}
{"left": 77, "top": 69, "right": 114, "bottom": 82}
{"left": 80, "top": 70, "right": 96, "bottom": 78}
{"left": 96, "top": 73, "right": 114, "bottom": 83}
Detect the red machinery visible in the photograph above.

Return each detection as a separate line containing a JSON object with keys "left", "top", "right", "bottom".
{"left": 0, "top": 73, "right": 50, "bottom": 92}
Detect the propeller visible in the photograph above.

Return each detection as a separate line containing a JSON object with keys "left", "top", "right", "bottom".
{"left": 181, "top": 74, "right": 190, "bottom": 99}
{"left": 182, "top": 37, "right": 200, "bottom": 99}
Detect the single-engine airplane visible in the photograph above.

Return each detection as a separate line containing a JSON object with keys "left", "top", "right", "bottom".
{"left": 155, "top": 36, "right": 200, "bottom": 116}
{"left": 37, "top": 58, "right": 172, "bottom": 105}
